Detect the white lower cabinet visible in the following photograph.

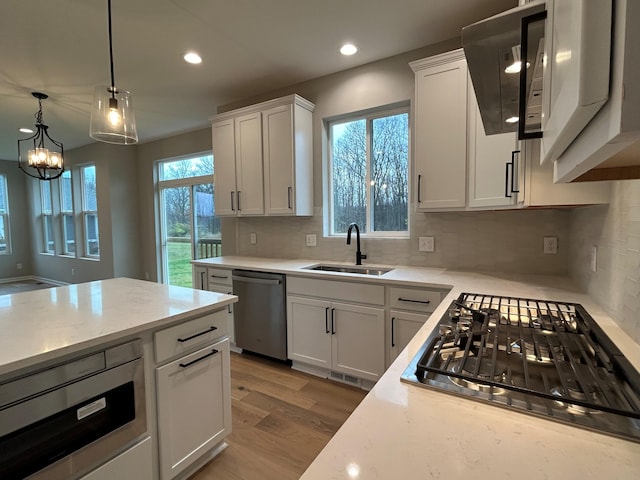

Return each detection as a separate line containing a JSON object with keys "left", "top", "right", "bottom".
{"left": 80, "top": 436, "right": 152, "bottom": 480}
{"left": 387, "top": 310, "right": 429, "bottom": 366}
{"left": 287, "top": 295, "right": 385, "bottom": 382}
{"left": 156, "top": 338, "right": 231, "bottom": 480}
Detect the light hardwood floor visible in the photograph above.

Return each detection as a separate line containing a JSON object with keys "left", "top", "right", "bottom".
{"left": 191, "top": 352, "right": 367, "bottom": 480}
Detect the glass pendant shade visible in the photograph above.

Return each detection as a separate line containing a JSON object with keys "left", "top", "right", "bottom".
{"left": 90, "top": 85, "right": 138, "bottom": 144}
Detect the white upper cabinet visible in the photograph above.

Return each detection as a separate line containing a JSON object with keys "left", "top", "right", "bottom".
{"left": 411, "top": 49, "right": 610, "bottom": 211}
{"left": 211, "top": 94, "right": 314, "bottom": 217}
{"left": 411, "top": 50, "right": 468, "bottom": 211}
{"left": 262, "top": 101, "right": 313, "bottom": 215}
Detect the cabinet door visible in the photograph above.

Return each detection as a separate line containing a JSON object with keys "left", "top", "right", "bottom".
{"left": 212, "top": 119, "right": 237, "bottom": 216}
{"left": 467, "top": 90, "right": 519, "bottom": 209}
{"left": 263, "top": 104, "right": 295, "bottom": 215}
{"left": 414, "top": 55, "right": 468, "bottom": 210}
{"left": 331, "top": 302, "right": 385, "bottom": 382}
{"left": 192, "top": 265, "right": 207, "bottom": 290}
{"left": 287, "top": 296, "right": 332, "bottom": 368}
{"left": 207, "top": 284, "right": 235, "bottom": 346}
{"left": 234, "top": 113, "right": 264, "bottom": 215}
{"left": 387, "top": 310, "right": 428, "bottom": 366}
{"left": 156, "top": 339, "right": 231, "bottom": 480}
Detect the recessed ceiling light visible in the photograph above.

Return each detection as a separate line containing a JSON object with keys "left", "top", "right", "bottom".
{"left": 183, "top": 52, "right": 202, "bottom": 64}
{"left": 340, "top": 43, "right": 358, "bottom": 56}
{"left": 19, "top": 128, "right": 33, "bottom": 134}
{"left": 505, "top": 116, "right": 520, "bottom": 124}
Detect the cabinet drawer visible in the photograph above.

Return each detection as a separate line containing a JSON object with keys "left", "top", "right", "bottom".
{"left": 155, "top": 310, "right": 229, "bottom": 363}
{"left": 389, "top": 287, "right": 441, "bottom": 313}
{"left": 208, "top": 267, "right": 232, "bottom": 286}
{"left": 288, "top": 277, "right": 385, "bottom": 306}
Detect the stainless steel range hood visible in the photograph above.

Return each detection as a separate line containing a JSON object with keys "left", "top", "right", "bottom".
{"left": 462, "top": 1, "right": 546, "bottom": 136}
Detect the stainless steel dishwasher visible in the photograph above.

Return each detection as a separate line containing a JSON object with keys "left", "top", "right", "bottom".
{"left": 232, "top": 270, "right": 287, "bottom": 361}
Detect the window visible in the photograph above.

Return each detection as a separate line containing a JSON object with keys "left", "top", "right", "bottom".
{"left": 60, "top": 170, "right": 76, "bottom": 255}
{"left": 157, "top": 154, "right": 219, "bottom": 287}
{"left": 329, "top": 108, "right": 409, "bottom": 236}
{"left": 81, "top": 165, "right": 99, "bottom": 257}
{"left": 0, "top": 175, "right": 10, "bottom": 254}
{"left": 41, "top": 181, "right": 55, "bottom": 253}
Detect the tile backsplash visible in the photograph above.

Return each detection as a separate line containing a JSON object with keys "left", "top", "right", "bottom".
{"left": 569, "top": 180, "right": 640, "bottom": 343}
{"left": 233, "top": 207, "right": 571, "bottom": 275}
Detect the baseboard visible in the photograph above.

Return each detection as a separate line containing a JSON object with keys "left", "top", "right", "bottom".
{"left": 0, "top": 275, "right": 68, "bottom": 286}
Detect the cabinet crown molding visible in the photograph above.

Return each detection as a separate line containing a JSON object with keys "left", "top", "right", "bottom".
{"left": 210, "top": 94, "right": 315, "bottom": 122}
{"left": 409, "top": 48, "right": 465, "bottom": 72}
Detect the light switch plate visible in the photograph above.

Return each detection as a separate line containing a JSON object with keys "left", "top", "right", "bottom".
{"left": 419, "top": 236, "right": 435, "bottom": 252}
{"left": 250, "top": 233, "right": 257, "bottom": 245}
{"left": 591, "top": 245, "right": 598, "bottom": 272}
{"left": 306, "top": 234, "right": 317, "bottom": 247}
{"left": 543, "top": 236, "right": 558, "bottom": 254}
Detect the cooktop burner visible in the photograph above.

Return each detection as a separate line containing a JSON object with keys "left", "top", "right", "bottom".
{"left": 401, "top": 292, "right": 640, "bottom": 442}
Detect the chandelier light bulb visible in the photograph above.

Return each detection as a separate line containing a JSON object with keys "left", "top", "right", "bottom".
{"left": 108, "top": 107, "right": 122, "bottom": 126}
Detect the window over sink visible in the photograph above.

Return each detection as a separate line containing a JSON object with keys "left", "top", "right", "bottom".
{"left": 328, "top": 105, "right": 409, "bottom": 237}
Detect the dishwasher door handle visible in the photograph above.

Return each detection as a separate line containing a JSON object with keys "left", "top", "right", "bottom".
{"left": 232, "top": 275, "right": 282, "bottom": 286}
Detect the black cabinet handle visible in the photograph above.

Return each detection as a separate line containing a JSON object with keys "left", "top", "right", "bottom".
{"left": 177, "top": 326, "right": 218, "bottom": 343}
{"left": 231, "top": 191, "right": 235, "bottom": 211}
{"left": 200, "top": 271, "right": 205, "bottom": 290}
{"left": 331, "top": 308, "right": 336, "bottom": 334}
{"left": 228, "top": 304, "right": 232, "bottom": 314}
{"left": 288, "top": 186, "right": 293, "bottom": 209}
{"left": 505, "top": 150, "right": 521, "bottom": 198}
{"left": 391, "top": 316, "right": 396, "bottom": 347}
{"left": 417, "top": 174, "right": 422, "bottom": 203}
{"left": 179, "top": 349, "right": 219, "bottom": 368}
{"left": 210, "top": 274, "right": 229, "bottom": 279}
{"left": 237, "top": 191, "right": 241, "bottom": 211}
{"left": 398, "top": 298, "right": 430, "bottom": 305}
{"left": 325, "top": 307, "right": 330, "bottom": 334}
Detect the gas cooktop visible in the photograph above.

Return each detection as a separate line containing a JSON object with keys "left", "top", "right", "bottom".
{"left": 401, "top": 292, "right": 640, "bottom": 442}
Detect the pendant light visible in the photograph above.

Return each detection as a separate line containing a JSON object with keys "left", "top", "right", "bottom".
{"left": 90, "top": 0, "right": 138, "bottom": 144}
{"left": 17, "top": 92, "right": 64, "bottom": 181}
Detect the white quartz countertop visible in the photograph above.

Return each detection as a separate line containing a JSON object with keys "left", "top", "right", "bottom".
{"left": 195, "top": 256, "right": 640, "bottom": 479}
{"left": 0, "top": 277, "right": 236, "bottom": 377}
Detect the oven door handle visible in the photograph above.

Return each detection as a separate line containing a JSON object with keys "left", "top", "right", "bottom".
{"left": 179, "top": 349, "right": 219, "bottom": 369}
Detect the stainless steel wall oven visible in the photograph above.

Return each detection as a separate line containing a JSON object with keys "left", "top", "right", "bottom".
{"left": 0, "top": 339, "right": 146, "bottom": 479}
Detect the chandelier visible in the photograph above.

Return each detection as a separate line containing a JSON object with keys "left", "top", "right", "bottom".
{"left": 90, "top": 0, "right": 138, "bottom": 144}
{"left": 17, "top": 92, "right": 64, "bottom": 181}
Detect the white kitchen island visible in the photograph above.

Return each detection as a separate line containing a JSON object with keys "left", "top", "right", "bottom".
{"left": 0, "top": 277, "right": 237, "bottom": 480}
{"left": 194, "top": 256, "right": 640, "bottom": 479}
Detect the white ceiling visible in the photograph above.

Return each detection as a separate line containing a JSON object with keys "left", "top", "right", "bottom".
{"left": 0, "top": 0, "right": 516, "bottom": 161}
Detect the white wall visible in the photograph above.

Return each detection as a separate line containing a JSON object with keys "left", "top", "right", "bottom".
{"left": 569, "top": 180, "right": 640, "bottom": 342}
{"left": 0, "top": 159, "right": 33, "bottom": 278}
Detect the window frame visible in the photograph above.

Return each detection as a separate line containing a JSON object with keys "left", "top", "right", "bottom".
{"left": 327, "top": 105, "right": 410, "bottom": 238}
{"left": 40, "top": 180, "right": 55, "bottom": 254}
{"left": 59, "top": 170, "right": 76, "bottom": 256}
{"left": 0, "top": 175, "right": 11, "bottom": 255}
{"left": 81, "top": 165, "right": 100, "bottom": 259}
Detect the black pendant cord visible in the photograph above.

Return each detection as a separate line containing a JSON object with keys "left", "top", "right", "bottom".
{"left": 108, "top": 0, "right": 116, "bottom": 99}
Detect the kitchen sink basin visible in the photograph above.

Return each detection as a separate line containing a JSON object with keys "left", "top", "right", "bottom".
{"left": 304, "top": 264, "right": 393, "bottom": 276}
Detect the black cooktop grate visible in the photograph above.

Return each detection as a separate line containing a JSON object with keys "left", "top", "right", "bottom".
{"left": 414, "top": 292, "right": 640, "bottom": 419}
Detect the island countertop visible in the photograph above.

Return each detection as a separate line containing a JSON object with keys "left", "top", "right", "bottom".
{"left": 0, "top": 277, "right": 237, "bottom": 378}
{"left": 194, "top": 256, "right": 640, "bottom": 479}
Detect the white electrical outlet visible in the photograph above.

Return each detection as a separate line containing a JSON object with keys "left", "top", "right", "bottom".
{"left": 250, "top": 233, "right": 257, "bottom": 245}
{"left": 71, "top": 268, "right": 76, "bottom": 276}
{"left": 419, "top": 236, "right": 435, "bottom": 252}
{"left": 16, "top": 263, "right": 22, "bottom": 270}
{"left": 306, "top": 234, "right": 317, "bottom": 247}
{"left": 543, "top": 236, "right": 558, "bottom": 254}
{"left": 591, "top": 246, "right": 598, "bottom": 272}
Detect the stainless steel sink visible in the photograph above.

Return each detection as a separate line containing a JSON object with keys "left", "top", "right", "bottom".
{"left": 304, "top": 264, "right": 393, "bottom": 276}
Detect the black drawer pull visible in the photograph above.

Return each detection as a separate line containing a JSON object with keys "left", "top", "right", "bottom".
{"left": 179, "top": 349, "right": 219, "bottom": 368}
{"left": 177, "top": 326, "right": 218, "bottom": 343}
{"left": 398, "top": 298, "right": 430, "bottom": 305}
{"left": 210, "top": 274, "right": 229, "bottom": 279}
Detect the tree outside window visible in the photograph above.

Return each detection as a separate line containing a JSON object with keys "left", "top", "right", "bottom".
{"left": 330, "top": 109, "right": 409, "bottom": 235}
{"left": 0, "top": 175, "right": 10, "bottom": 254}
{"left": 81, "top": 165, "right": 99, "bottom": 257}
